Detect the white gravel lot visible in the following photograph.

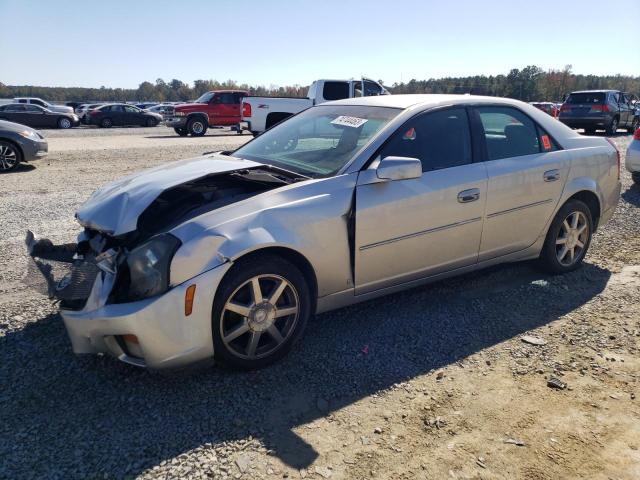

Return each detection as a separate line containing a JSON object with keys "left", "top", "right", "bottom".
{"left": 0, "top": 127, "right": 638, "bottom": 479}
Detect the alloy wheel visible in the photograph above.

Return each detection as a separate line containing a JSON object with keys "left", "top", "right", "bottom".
{"left": 192, "top": 121, "right": 204, "bottom": 134}
{"left": 555, "top": 211, "right": 589, "bottom": 266}
{"left": 220, "top": 274, "right": 299, "bottom": 360}
{"left": 0, "top": 144, "right": 18, "bottom": 171}
{"left": 59, "top": 118, "right": 71, "bottom": 129}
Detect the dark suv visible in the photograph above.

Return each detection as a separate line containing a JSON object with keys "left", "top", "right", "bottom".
{"left": 559, "top": 90, "right": 639, "bottom": 135}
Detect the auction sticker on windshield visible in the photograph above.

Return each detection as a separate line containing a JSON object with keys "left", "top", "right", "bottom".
{"left": 331, "top": 116, "right": 368, "bottom": 128}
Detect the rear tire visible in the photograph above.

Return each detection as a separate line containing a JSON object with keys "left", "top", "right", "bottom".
{"left": 58, "top": 117, "right": 72, "bottom": 129}
{"left": 187, "top": 117, "right": 207, "bottom": 136}
{"left": 628, "top": 117, "right": 639, "bottom": 134}
{"left": 174, "top": 127, "right": 188, "bottom": 136}
{"left": 0, "top": 140, "right": 22, "bottom": 172}
{"left": 632, "top": 172, "right": 640, "bottom": 185}
{"left": 212, "top": 254, "right": 311, "bottom": 370}
{"left": 146, "top": 117, "right": 157, "bottom": 127}
{"left": 606, "top": 117, "right": 619, "bottom": 135}
{"left": 538, "top": 200, "right": 593, "bottom": 274}
{"left": 100, "top": 117, "right": 113, "bottom": 128}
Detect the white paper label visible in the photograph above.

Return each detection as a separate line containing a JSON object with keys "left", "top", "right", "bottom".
{"left": 330, "top": 115, "right": 368, "bottom": 128}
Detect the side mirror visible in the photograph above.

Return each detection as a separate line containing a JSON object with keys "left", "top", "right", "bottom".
{"left": 376, "top": 156, "right": 422, "bottom": 181}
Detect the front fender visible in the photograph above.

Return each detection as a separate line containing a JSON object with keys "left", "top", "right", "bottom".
{"left": 169, "top": 174, "right": 357, "bottom": 297}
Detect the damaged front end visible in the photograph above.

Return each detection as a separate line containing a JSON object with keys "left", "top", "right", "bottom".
{"left": 22, "top": 157, "right": 300, "bottom": 368}
{"left": 24, "top": 229, "right": 136, "bottom": 312}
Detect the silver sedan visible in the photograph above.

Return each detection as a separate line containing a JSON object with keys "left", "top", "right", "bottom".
{"left": 27, "top": 94, "right": 621, "bottom": 370}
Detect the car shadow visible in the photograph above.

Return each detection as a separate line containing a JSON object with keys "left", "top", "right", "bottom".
{"left": 0, "top": 261, "right": 611, "bottom": 478}
{"left": 621, "top": 182, "right": 640, "bottom": 206}
{"left": 144, "top": 133, "right": 248, "bottom": 139}
{"left": 1, "top": 163, "right": 36, "bottom": 174}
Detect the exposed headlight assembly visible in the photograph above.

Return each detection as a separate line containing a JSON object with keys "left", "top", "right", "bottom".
{"left": 126, "top": 234, "right": 181, "bottom": 300}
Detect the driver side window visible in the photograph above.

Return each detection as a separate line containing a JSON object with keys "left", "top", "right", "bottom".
{"left": 380, "top": 108, "right": 472, "bottom": 172}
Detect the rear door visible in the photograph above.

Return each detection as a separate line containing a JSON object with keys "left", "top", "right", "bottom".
{"left": 355, "top": 107, "right": 488, "bottom": 294}
{"left": 473, "top": 106, "right": 570, "bottom": 261}
{"left": 108, "top": 105, "right": 126, "bottom": 125}
{"left": 618, "top": 93, "right": 632, "bottom": 127}
{"left": 3, "top": 104, "right": 28, "bottom": 125}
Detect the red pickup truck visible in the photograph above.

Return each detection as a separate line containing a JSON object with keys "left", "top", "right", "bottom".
{"left": 165, "top": 90, "right": 247, "bottom": 136}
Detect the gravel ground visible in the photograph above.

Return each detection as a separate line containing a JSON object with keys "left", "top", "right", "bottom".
{"left": 0, "top": 129, "right": 638, "bottom": 479}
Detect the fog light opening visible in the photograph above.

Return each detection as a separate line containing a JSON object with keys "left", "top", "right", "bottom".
{"left": 121, "top": 334, "right": 143, "bottom": 358}
{"left": 185, "top": 284, "right": 196, "bottom": 316}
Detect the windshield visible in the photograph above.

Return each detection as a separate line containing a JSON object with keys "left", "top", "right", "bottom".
{"left": 194, "top": 92, "right": 214, "bottom": 103}
{"left": 233, "top": 105, "right": 401, "bottom": 178}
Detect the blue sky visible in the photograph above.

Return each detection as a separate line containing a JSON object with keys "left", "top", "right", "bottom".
{"left": 1, "top": 0, "right": 638, "bottom": 89}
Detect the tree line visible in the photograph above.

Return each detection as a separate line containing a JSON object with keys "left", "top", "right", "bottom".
{"left": 1, "top": 65, "right": 638, "bottom": 103}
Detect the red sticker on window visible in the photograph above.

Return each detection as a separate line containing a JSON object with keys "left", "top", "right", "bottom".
{"left": 542, "top": 135, "right": 551, "bottom": 150}
{"left": 403, "top": 127, "right": 416, "bottom": 140}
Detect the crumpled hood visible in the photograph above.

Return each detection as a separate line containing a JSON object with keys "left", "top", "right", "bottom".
{"left": 75, "top": 154, "right": 262, "bottom": 235}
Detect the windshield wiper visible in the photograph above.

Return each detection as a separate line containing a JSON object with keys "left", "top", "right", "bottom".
{"left": 232, "top": 166, "right": 309, "bottom": 185}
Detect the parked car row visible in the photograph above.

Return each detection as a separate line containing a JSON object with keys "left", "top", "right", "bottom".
{"left": 0, "top": 104, "right": 79, "bottom": 129}
{"left": 0, "top": 119, "right": 48, "bottom": 172}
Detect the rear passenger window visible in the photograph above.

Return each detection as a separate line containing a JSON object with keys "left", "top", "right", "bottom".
{"left": 322, "top": 82, "right": 350, "bottom": 101}
{"left": 380, "top": 108, "right": 472, "bottom": 172}
{"left": 476, "top": 107, "right": 540, "bottom": 160}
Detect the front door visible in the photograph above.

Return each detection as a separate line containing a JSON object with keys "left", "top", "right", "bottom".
{"left": 472, "top": 106, "right": 570, "bottom": 261}
{"left": 123, "top": 105, "right": 143, "bottom": 125}
{"left": 355, "top": 107, "right": 488, "bottom": 294}
{"left": 210, "top": 92, "right": 237, "bottom": 125}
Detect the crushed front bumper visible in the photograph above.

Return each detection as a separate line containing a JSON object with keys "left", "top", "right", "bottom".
{"left": 60, "top": 264, "right": 230, "bottom": 369}
{"left": 25, "top": 231, "right": 232, "bottom": 369}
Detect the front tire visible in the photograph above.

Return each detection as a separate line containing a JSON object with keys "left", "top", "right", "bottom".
{"left": 174, "top": 127, "right": 188, "bottom": 137}
{"left": 58, "top": 117, "right": 72, "bottom": 129}
{"left": 538, "top": 200, "right": 593, "bottom": 274}
{"left": 100, "top": 117, "right": 113, "bottom": 128}
{"left": 187, "top": 118, "right": 207, "bottom": 136}
{"left": 212, "top": 254, "right": 311, "bottom": 370}
{"left": 0, "top": 140, "right": 22, "bottom": 172}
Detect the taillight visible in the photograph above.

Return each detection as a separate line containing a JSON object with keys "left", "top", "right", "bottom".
{"left": 242, "top": 102, "right": 251, "bottom": 118}
{"left": 605, "top": 137, "right": 621, "bottom": 180}
{"left": 590, "top": 104, "right": 609, "bottom": 112}
{"left": 560, "top": 104, "right": 570, "bottom": 112}
{"left": 89, "top": 110, "right": 98, "bottom": 116}
{"left": 634, "top": 128, "right": 640, "bottom": 141}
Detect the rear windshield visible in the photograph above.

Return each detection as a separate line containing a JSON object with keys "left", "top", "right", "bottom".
{"left": 566, "top": 93, "right": 605, "bottom": 104}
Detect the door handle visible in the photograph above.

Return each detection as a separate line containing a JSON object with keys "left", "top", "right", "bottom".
{"left": 544, "top": 169, "right": 560, "bottom": 182}
{"left": 458, "top": 188, "right": 480, "bottom": 203}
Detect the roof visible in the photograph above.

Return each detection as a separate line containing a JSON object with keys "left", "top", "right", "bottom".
{"left": 568, "top": 90, "right": 619, "bottom": 93}
{"left": 325, "top": 94, "right": 529, "bottom": 110}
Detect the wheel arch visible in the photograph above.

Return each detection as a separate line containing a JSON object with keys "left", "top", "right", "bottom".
{"left": 187, "top": 112, "right": 209, "bottom": 124}
{"left": 566, "top": 190, "right": 601, "bottom": 230}
{"left": 0, "top": 137, "right": 24, "bottom": 162}
{"left": 227, "top": 246, "right": 318, "bottom": 311}
{"left": 265, "top": 112, "right": 293, "bottom": 130}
